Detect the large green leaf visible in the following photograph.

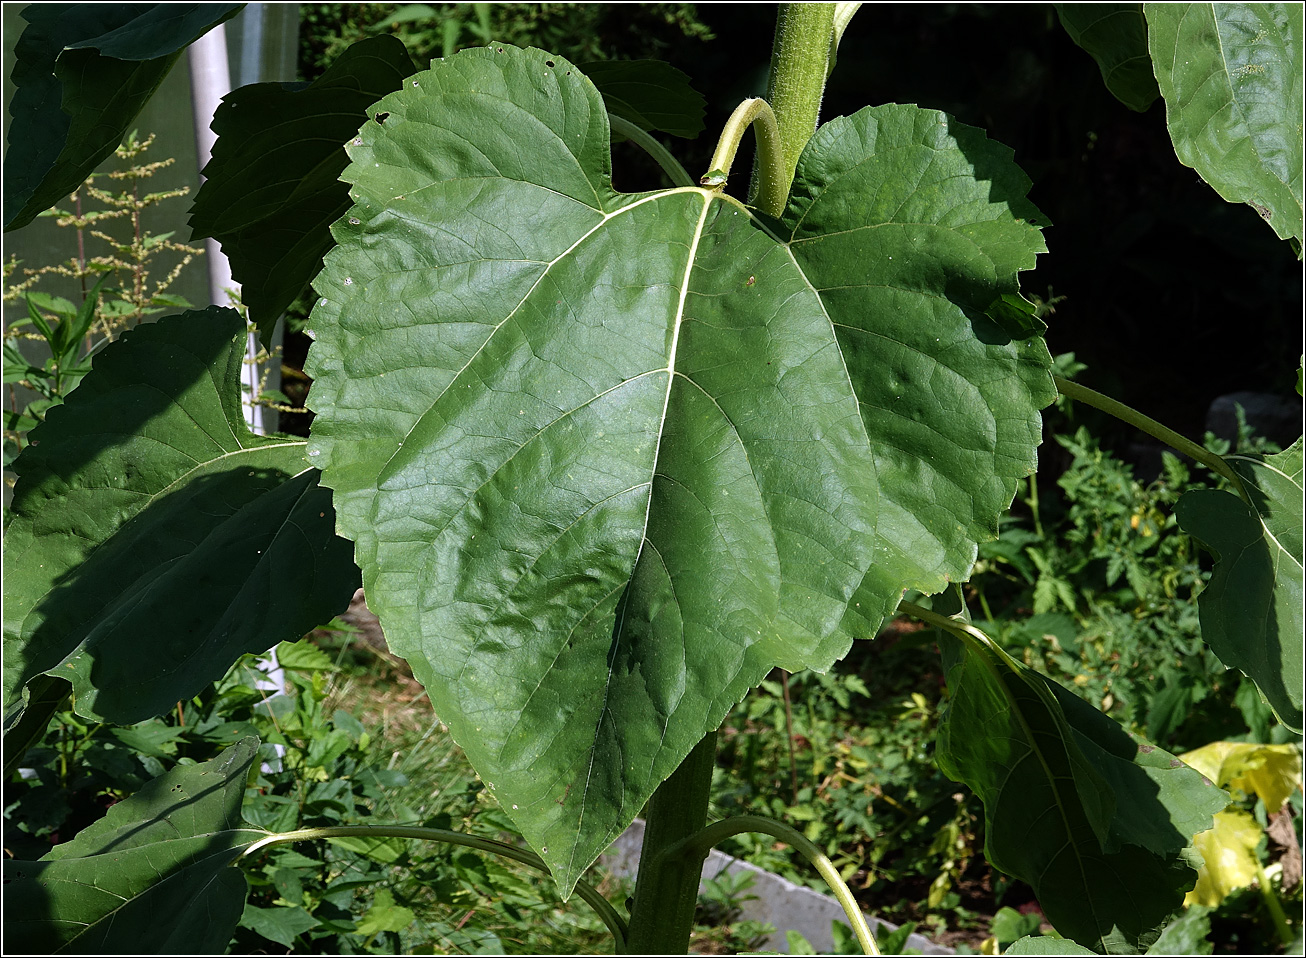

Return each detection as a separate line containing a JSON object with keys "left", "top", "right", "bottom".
{"left": 1145, "top": 3, "right": 1305, "bottom": 250}
{"left": 936, "top": 628, "right": 1225, "bottom": 953}
{"left": 1175, "top": 438, "right": 1304, "bottom": 732}
{"left": 2, "top": 737, "right": 263, "bottom": 954}
{"left": 4, "top": 3, "right": 243, "bottom": 232}
{"left": 1056, "top": 4, "right": 1160, "bottom": 112}
{"left": 188, "top": 35, "right": 413, "bottom": 345}
{"left": 2, "top": 307, "right": 359, "bottom": 728}
{"left": 304, "top": 44, "right": 1054, "bottom": 895}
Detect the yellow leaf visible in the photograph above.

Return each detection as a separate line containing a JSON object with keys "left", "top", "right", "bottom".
{"left": 1185, "top": 808, "right": 1262, "bottom": 906}
{"left": 1180, "top": 741, "right": 1303, "bottom": 812}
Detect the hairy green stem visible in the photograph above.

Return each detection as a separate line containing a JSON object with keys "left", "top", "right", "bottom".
{"left": 662, "top": 814, "right": 880, "bottom": 955}
{"left": 626, "top": 730, "right": 718, "bottom": 954}
{"left": 608, "top": 114, "right": 695, "bottom": 188}
{"left": 242, "top": 824, "right": 627, "bottom": 951}
{"left": 762, "top": 3, "right": 836, "bottom": 200}
{"left": 1054, "top": 375, "right": 1250, "bottom": 503}
{"left": 706, "top": 97, "right": 786, "bottom": 216}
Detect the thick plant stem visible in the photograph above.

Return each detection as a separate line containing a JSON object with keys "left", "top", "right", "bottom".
{"left": 1054, "top": 375, "right": 1251, "bottom": 503}
{"left": 242, "top": 824, "right": 627, "bottom": 950}
{"left": 625, "top": 730, "right": 718, "bottom": 954}
{"left": 760, "top": 3, "right": 836, "bottom": 203}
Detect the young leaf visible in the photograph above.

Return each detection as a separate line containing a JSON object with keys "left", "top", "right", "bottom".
{"left": 1056, "top": 4, "right": 1161, "bottom": 112}
{"left": 2, "top": 307, "right": 360, "bottom": 729}
{"left": 1146, "top": 3, "right": 1305, "bottom": 251}
{"left": 188, "top": 35, "right": 414, "bottom": 345}
{"left": 4, "top": 3, "right": 243, "bottom": 232}
{"left": 579, "top": 59, "right": 707, "bottom": 139}
{"left": 1174, "top": 438, "right": 1304, "bottom": 732}
{"left": 935, "top": 629, "right": 1225, "bottom": 952}
{"left": 305, "top": 44, "right": 1054, "bottom": 895}
{"left": 2, "top": 737, "right": 264, "bottom": 955}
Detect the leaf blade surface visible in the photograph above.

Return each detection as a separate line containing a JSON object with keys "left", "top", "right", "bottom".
{"left": 305, "top": 44, "right": 1054, "bottom": 894}
{"left": 1174, "top": 438, "right": 1304, "bottom": 731}
{"left": 188, "top": 35, "right": 414, "bottom": 344}
{"left": 4, "top": 3, "right": 242, "bottom": 231}
{"left": 2, "top": 737, "right": 263, "bottom": 955}
{"left": 2, "top": 308, "right": 360, "bottom": 727}
{"left": 1146, "top": 2, "right": 1305, "bottom": 249}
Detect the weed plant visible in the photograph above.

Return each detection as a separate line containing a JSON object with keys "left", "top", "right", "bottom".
{"left": 2, "top": 132, "right": 201, "bottom": 466}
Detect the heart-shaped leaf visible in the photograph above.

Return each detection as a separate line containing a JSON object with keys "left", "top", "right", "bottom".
{"left": 1146, "top": 2, "right": 1305, "bottom": 250}
{"left": 2, "top": 737, "right": 264, "bottom": 955}
{"left": 305, "top": 44, "right": 1054, "bottom": 894}
{"left": 2, "top": 307, "right": 360, "bottom": 730}
{"left": 1175, "top": 438, "right": 1304, "bottom": 732}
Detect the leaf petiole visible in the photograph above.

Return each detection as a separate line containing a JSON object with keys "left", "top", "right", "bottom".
{"left": 706, "top": 97, "right": 787, "bottom": 216}
{"left": 1053, "top": 375, "right": 1251, "bottom": 505}
{"left": 608, "top": 113, "right": 695, "bottom": 188}
{"left": 657, "top": 814, "right": 881, "bottom": 955}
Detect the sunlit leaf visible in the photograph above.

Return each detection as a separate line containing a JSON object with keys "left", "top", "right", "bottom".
{"left": 1180, "top": 740, "right": 1303, "bottom": 812}
{"left": 304, "top": 44, "right": 1055, "bottom": 894}
{"left": 1146, "top": 3, "right": 1305, "bottom": 250}
{"left": 2, "top": 737, "right": 263, "bottom": 954}
{"left": 1184, "top": 808, "right": 1263, "bottom": 907}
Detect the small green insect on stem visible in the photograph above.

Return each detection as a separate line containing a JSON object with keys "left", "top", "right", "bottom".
{"left": 699, "top": 168, "right": 728, "bottom": 189}
{"left": 704, "top": 97, "right": 786, "bottom": 216}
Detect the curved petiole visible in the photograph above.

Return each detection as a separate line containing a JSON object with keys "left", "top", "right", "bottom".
{"left": 242, "top": 824, "right": 628, "bottom": 951}
{"left": 1054, "top": 375, "right": 1251, "bottom": 505}
{"left": 656, "top": 814, "right": 881, "bottom": 955}
{"left": 705, "top": 98, "right": 788, "bottom": 217}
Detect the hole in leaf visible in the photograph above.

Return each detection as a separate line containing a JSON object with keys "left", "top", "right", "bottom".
{"left": 545, "top": 60, "right": 555, "bottom": 68}
{"left": 374, "top": 112, "right": 390, "bottom": 124}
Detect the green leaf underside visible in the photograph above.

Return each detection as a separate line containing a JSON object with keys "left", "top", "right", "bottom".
{"left": 1146, "top": 3, "right": 1305, "bottom": 250}
{"left": 305, "top": 44, "right": 1054, "bottom": 895}
{"left": 2, "top": 737, "right": 262, "bottom": 955}
{"left": 578, "top": 59, "right": 707, "bottom": 138}
{"left": 4, "top": 3, "right": 243, "bottom": 232}
{"left": 189, "top": 35, "right": 414, "bottom": 345}
{"left": 2, "top": 308, "right": 360, "bottom": 728}
{"left": 1175, "top": 438, "right": 1304, "bottom": 732}
{"left": 936, "top": 632, "right": 1224, "bottom": 953}
{"left": 1056, "top": 4, "right": 1161, "bottom": 112}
